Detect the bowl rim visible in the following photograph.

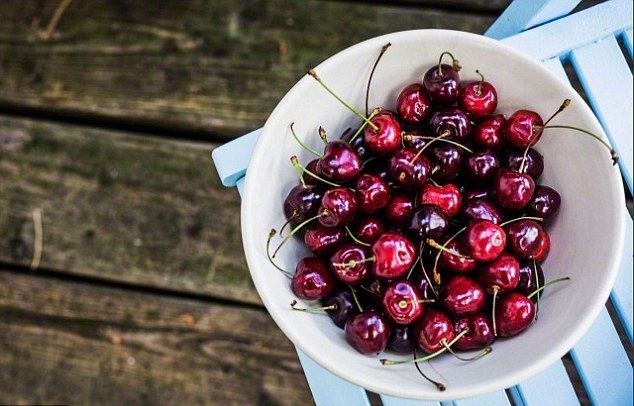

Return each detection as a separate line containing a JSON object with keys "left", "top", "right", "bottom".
{"left": 240, "top": 29, "right": 626, "bottom": 400}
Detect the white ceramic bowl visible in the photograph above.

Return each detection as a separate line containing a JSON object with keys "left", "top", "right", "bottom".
{"left": 241, "top": 30, "right": 625, "bottom": 400}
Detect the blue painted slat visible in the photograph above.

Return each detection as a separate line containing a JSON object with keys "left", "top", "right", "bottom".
{"left": 569, "top": 307, "right": 633, "bottom": 406}
{"left": 540, "top": 56, "right": 568, "bottom": 81}
{"left": 297, "top": 349, "right": 372, "bottom": 406}
{"left": 501, "top": 0, "right": 633, "bottom": 61}
{"left": 211, "top": 128, "right": 261, "bottom": 187}
{"left": 452, "top": 390, "right": 511, "bottom": 406}
{"left": 570, "top": 35, "right": 634, "bottom": 194}
{"left": 510, "top": 361, "right": 580, "bottom": 406}
{"left": 379, "top": 395, "right": 440, "bottom": 406}
{"left": 611, "top": 207, "right": 634, "bottom": 342}
{"left": 624, "top": 28, "right": 633, "bottom": 57}
{"left": 485, "top": 0, "right": 581, "bottom": 40}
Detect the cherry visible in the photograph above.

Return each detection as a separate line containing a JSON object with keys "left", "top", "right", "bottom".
{"left": 504, "top": 147, "right": 544, "bottom": 180}
{"left": 532, "top": 229, "right": 550, "bottom": 263}
{"left": 507, "top": 219, "right": 544, "bottom": 258}
{"left": 323, "top": 289, "right": 358, "bottom": 328}
{"left": 465, "top": 149, "right": 501, "bottom": 184}
{"left": 283, "top": 184, "right": 324, "bottom": 228}
{"left": 292, "top": 257, "right": 336, "bottom": 300}
{"left": 388, "top": 325, "right": 414, "bottom": 353}
{"left": 428, "top": 107, "right": 472, "bottom": 141}
{"left": 429, "top": 144, "right": 464, "bottom": 182}
{"left": 413, "top": 308, "right": 455, "bottom": 353}
{"left": 388, "top": 148, "right": 432, "bottom": 190}
{"left": 495, "top": 292, "right": 536, "bottom": 337}
{"left": 423, "top": 52, "right": 461, "bottom": 105}
{"left": 410, "top": 271, "right": 437, "bottom": 301}
{"left": 528, "top": 185, "right": 561, "bottom": 220}
{"left": 317, "top": 140, "right": 363, "bottom": 183}
{"left": 344, "top": 310, "right": 392, "bottom": 354}
{"left": 304, "top": 223, "right": 347, "bottom": 257}
{"left": 330, "top": 243, "right": 372, "bottom": 285}
{"left": 382, "top": 279, "right": 425, "bottom": 325}
{"left": 478, "top": 252, "right": 520, "bottom": 294}
{"left": 441, "top": 275, "right": 486, "bottom": 317}
{"left": 350, "top": 216, "right": 385, "bottom": 244}
{"left": 372, "top": 232, "right": 417, "bottom": 279}
{"left": 402, "top": 129, "right": 430, "bottom": 151}
{"left": 341, "top": 127, "right": 370, "bottom": 160}
{"left": 465, "top": 219, "right": 506, "bottom": 262}
{"left": 504, "top": 110, "right": 544, "bottom": 148}
{"left": 408, "top": 204, "right": 450, "bottom": 241}
{"left": 453, "top": 314, "right": 495, "bottom": 351}
{"left": 458, "top": 70, "right": 498, "bottom": 120}
{"left": 438, "top": 239, "right": 477, "bottom": 274}
{"left": 418, "top": 183, "right": 462, "bottom": 218}
{"left": 318, "top": 187, "right": 358, "bottom": 227}
{"left": 384, "top": 193, "right": 415, "bottom": 225}
{"left": 356, "top": 173, "right": 392, "bottom": 213}
{"left": 397, "top": 83, "right": 432, "bottom": 125}
{"left": 461, "top": 198, "right": 504, "bottom": 225}
{"left": 303, "top": 158, "right": 322, "bottom": 186}
{"left": 517, "top": 261, "right": 545, "bottom": 298}
{"left": 364, "top": 111, "right": 403, "bottom": 155}
{"left": 472, "top": 114, "right": 506, "bottom": 150}
{"left": 494, "top": 168, "right": 535, "bottom": 211}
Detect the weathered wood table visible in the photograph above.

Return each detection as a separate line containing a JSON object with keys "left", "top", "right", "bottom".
{"left": 0, "top": 1, "right": 624, "bottom": 405}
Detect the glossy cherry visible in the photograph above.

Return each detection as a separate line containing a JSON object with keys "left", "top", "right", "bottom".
{"left": 517, "top": 261, "right": 545, "bottom": 298}
{"left": 478, "top": 252, "right": 520, "bottom": 294}
{"left": 356, "top": 173, "right": 391, "bottom": 213}
{"left": 465, "top": 219, "right": 506, "bottom": 262}
{"left": 453, "top": 314, "right": 495, "bottom": 351}
{"left": 494, "top": 168, "right": 535, "bottom": 211}
{"left": 441, "top": 276, "right": 486, "bottom": 317}
{"left": 364, "top": 111, "right": 403, "bottom": 155}
{"left": 382, "top": 279, "right": 425, "bottom": 325}
{"left": 341, "top": 127, "right": 370, "bottom": 159}
{"left": 410, "top": 272, "right": 437, "bottom": 301}
{"left": 384, "top": 193, "right": 415, "bottom": 225}
{"left": 304, "top": 223, "right": 347, "bottom": 257}
{"left": 388, "top": 325, "right": 414, "bottom": 353}
{"left": 397, "top": 83, "right": 432, "bottom": 125}
{"left": 283, "top": 184, "right": 323, "bottom": 228}
{"left": 423, "top": 60, "right": 461, "bottom": 105}
{"left": 429, "top": 144, "right": 464, "bottom": 182}
{"left": 504, "top": 110, "right": 544, "bottom": 148}
{"left": 323, "top": 289, "right": 358, "bottom": 328}
{"left": 458, "top": 72, "right": 498, "bottom": 120}
{"left": 505, "top": 148, "right": 544, "bottom": 180}
{"left": 465, "top": 149, "right": 501, "bottom": 184}
{"left": 388, "top": 148, "right": 432, "bottom": 190}
{"left": 402, "top": 128, "right": 430, "bottom": 151}
{"left": 418, "top": 183, "right": 462, "bottom": 218}
{"left": 318, "top": 187, "right": 358, "bottom": 227}
{"left": 329, "top": 243, "right": 371, "bottom": 285}
{"left": 303, "top": 158, "right": 322, "bottom": 186}
{"left": 372, "top": 232, "right": 417, "bottom": 279}
{"left": 507, "top": 219, "right": 544, "bottom": 258}
{"left": 472, "top": 114, "right": 506, "bottom": 150}
{"left": 344, "top": 310, "right": 392, "bottom": 354}
{"left": 495, "top": 292, "right": 536, "bottom": 337}
{"left": 528, "top": 185, "right": 561, "bottom": 220}
{"left": 428, "top": 107, "right": 472, "bottom": 140}
{"left": 317, "top": 140, "right": 362, "bottom": 183}
{"left": 461, "top": 198, "right": 504, "bottom": 225}
{"left": 438, "top": 240, "right": 477, "bottom": 274}
{"left": 532, "top": 229, "right": 550, "bottom": 263}
{"left": 350, "top": 216, "right": 385, "bottom": 244}
{"left": 413, "top": 308, "right": 455, "bottom": 353}
{"left": 291, "top": 257, "right": 336, "bottom": 300}
{"left": 408, "top": 204, "right": 450, "bottom": 241}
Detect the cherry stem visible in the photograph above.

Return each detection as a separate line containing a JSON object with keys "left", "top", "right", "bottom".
{"left": 527, "top": 276, "right": 570, "bottom": 299}
{"left": 432, "top": 226, "right": 467, "bottom": 284}
{"left": 397, "top": 299, "right": 435, "bottom": 308}
{"left": 418, "top": 241, "right": 440, "bottom": 298}
{"left": 381, "top": 329, "right": 470, "bottom": 365}
{"left": 332, "top": 256, "right": 376, "bottom": 269}
{"left": 492, "top": 285, "right": 499, "bottom": 336}
{"left": 437, "top": 51, "right": 461, "bottom": 75}
{"left": 442, "top": 339, "right": 492, "bottom": 362}
{"left": 291, "top": 156, "right": 349, "bottom": 190}
{"left": 543, "top": 99, "right": 571, "bottom": 127}
{"left": 402, "top": 134, "right": 474, "bottom": 153}
{"left": 318, "top": 126, "right": 328, "bottom": 145}
{"left": 500, "top": 216, "right": 543, "bottom": 227}
{"left": 427, "top": 238, "right": 469, "bottom": 259}
{"left": 272, "top": 211, "right": 327, "bottom": 258}
{"left": 345, "top": 226, "right": 371, "bottom": 247}
{"left": 349, "top": 286, "right": 364, "bottom": 312}
{"left": 266, "top": 229, "right": 294, "bottom": 277}
{"left": 413, "top": 347, "right": 446, "bottom": 391}
{"left": 536, "top": 124, "right": 618, "bottom": 165}
{"left": 349, "top": 108, "right": 381, "bottom": 144}
{"left": 290, "top": 300, "right": 336, "bottom": 312}
{"left": 308, "top": 69, "right": 379, "bottom": 131}
{"left": 533, "top": 258, "right": 541, "bottom": 316}
{"left": 406, "top": 255, "right": 421, "bottom": 280}
{"left": 518, "top": 144, "right": 532, "bottom": 175}
{"left": 409, "top": 130, "right": 451, "bottom": 165}
{"left": 365, "top": 42, "right": 391, "bottom": 116}
{"left": 429, "top": 178, "right": 440, "bottom": 187}
{"left": 279, "top": 210, "right": 299, "bottom": 237}
{"left": 290, "top": 122, "right": 321, "bottom": 158}
{"left": 475, "top": 69, "right": 485, "bottom": 96}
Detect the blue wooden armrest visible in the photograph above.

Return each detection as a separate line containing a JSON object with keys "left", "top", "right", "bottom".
{"left": 212, "top": 1, "right": 633, "bottom": 404}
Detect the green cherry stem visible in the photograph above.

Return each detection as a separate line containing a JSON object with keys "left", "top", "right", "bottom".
{"left": 409, "top": 129, "right": 451, "bottom": 165}
{"left": 527, "top": 277, "right": 571, "bottom": 300}
{"left": 290, "top": 122, "right": 321, "bottom": 158}
{"left": 432, "top": 226, "right": 467, "bottom": 285}
{"left": 533, "top": 257, "right": 541, "bottom": 317}
{"left": 492, "top": 285, "right": 500, "bottom": 336}
{"left": 403, "top": 134, "right": 474, "bottom": 154}
{"left": 437, "top": 51, "right": 461, "bottom": 75}
{"left": 381, "top": 329, "right": 470, "bottom": 365}
{"left": 427, "top": 238, "right": 469, "bottom": 259}
{"left": 535, "top": 124, "right": 618, "bottom": 165}
{"left": 291, "top": 156, "right": 348, "bottom": 190}
{"left": 499, "top": 216, "right": 543, "bottom": 227}
{"left": 279, "top": 210, "right": 299, "bottom": 237}
{"left": 290, "top": 300, "right": 336, "bottom": 312}
{"left": 349, "top": 286, "right": 364, "bottom": 313}
{"left": 332, "top": 256, "right": 376, "bottom": 269}
{"left": 272, "top": 211, "right": 327, "bottom": 258}
{"left": 266, "top": 229, "right": 294, "bottom": 277}
{"left": 365, "top": 42, "right": 391, "bottom": 116}
{"left": 345, "top": 226, "right": 371, "bottom": 247}
{"left": 412, "top": 347, "right": 446, "bottom": 391}
{"left": 442, "top": 339, "right": 492, "bottom": 362}
{"left": 406, "top": 255, "right": 421, "bottom": 280}
{"left": 349, "top": 108, "right": 381, "bottom": 144}
{"left": 475, "top": 69, "right": 485, "bottom": 96}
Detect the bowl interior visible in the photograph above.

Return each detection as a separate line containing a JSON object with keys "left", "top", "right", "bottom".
{"left": 241, "top": 30, "right": 625, "bottom": 400}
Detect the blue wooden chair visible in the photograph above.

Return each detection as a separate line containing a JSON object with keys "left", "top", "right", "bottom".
{"left": 212, "top": 1, "right": 633, "bottom": 404}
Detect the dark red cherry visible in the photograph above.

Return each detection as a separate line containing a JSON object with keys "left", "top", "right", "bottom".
{"left": 453, "top": 314, "right": 495, "bottom": 351}
{"left": 458, "top": 76, "right": 498, "bottom": 120}
{"left": 408, "top": 204, "right": 450, "bottom": 241}
{"left": 318, "top": 187, "right": 358, "bottom": 227}
{"left": 505, "top": 148, "right": 544, "bottom": 180}
{"left": 494, "top": 169, "right": 535, "bottom": 212}
{"left": 388, "top": 148, "right": 432, "bottom": 190}
{"left": 292, "top": 257, "right": 335, "bottom": 300}
{"left": 329, "top": 243, "right": 371, "bottom": 285}
{"left": 304, "top": 223, "right": 347, "bottom": 257}
{"left": 382, "top": 279, "right": 425, "bottom": 325}
{"left": 428, "top": 107, "right": 472, "bottom": 141}
{"left": 317, "top": 140, "right": 362, "bottom": 183}
{"left": 473, "top": 114, "right": 506, "bottom": 150}
{"left": 397, "top": 83, "right": 432, "bottom": 125}
{"left": 429, "top": 144, "right": 464, "bottom": 182}
{"left": 461, "top": 198, "right": 504, "bottom": 225}
{"left": 384, "top": 193, "right": 415, "bottom": 225}
{"left": 402, "top": 128, "right": 430, "bottom": 151}
{"left": 423, "top": 64, "right": 460, "bottom": 105}
{"left": 464, "top": 149, "right": 501, "bottom": 184}
{"left": 441, "top": 276, "right": 486, "bottom": 317}
{"left": 356, "top": 173, "right": 391, "bottom": 213}
{"left": 495, "top": 292, "right": 536, "bottom": 337}
{"left": 323, "top": 289, "right": 358, "bottom": 328}
{"left": 372, "top": 232, "right": 417, "bottom": 280}
{"left": 528, "top": 185, "right": 561, "bottom": 220}
{"left": 438, "top": 240, "right": 477, "bottom": 274}
{"left": 303, "top": 159, "right": 322, "bottom": 186}
{"left": 388, "top": 325, "right": 414, "bottom": 353}
{"left": 478, "top": 252, "right": 520, "bottom": 294}
{"left": 341, "top": 127, "right": 370, "bottom": 159}
{"left": 532, "top": 230, "right": 550, "bottom": 263}
{"left": 284, "top": 184, "right": 323, "bottom": 227}
{"left": 413, "top": 308, "right": 455, "bottom": 353}
{"left": 350, "top": 216, "right": 384, "bottom": 244}
{"left": 410, "top": 272, "right": 437, "bottom": 301}
{"left": 517, "top": 261, "right": 545, "bottom": 298}
{"left": 364, "top": 111, "right": 403, "bottom": 155}
{"left": 418, "top": 183, "right": 462, "bottom": 218}
{"left": 465, "top": 220, "right": 506, "bottom": 262}
{"left": 507, "top": 219, "right": 544, "bottom": 258}
{"left": 504, "top": 110, "right": 544, "bottom": 148}
{"left": 345, "top": 310, "right": 392, "bottom": 354}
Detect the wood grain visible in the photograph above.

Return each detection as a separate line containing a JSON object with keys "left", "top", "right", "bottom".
{"left": 0, "top": 271, "right": 312, "bottom": 405}
{"left": 0, "top": 116, "right": 260, "bottom": 304}
{"left": 0, "top": 0, "right": 495, "bottom": 139}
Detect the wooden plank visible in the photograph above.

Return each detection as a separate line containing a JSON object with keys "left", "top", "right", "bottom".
{"left": 0, "top": 270, "right": 312, "bottom": 405}
{"left": 0, "top": 117, "right": 259, "bottom": 305}
{"left": 0, "top": 0, "right": 494, "bottom": 140}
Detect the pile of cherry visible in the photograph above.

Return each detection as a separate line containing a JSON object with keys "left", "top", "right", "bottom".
{"left": 268, "top": 49, "right": 614, "bottom": 389}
